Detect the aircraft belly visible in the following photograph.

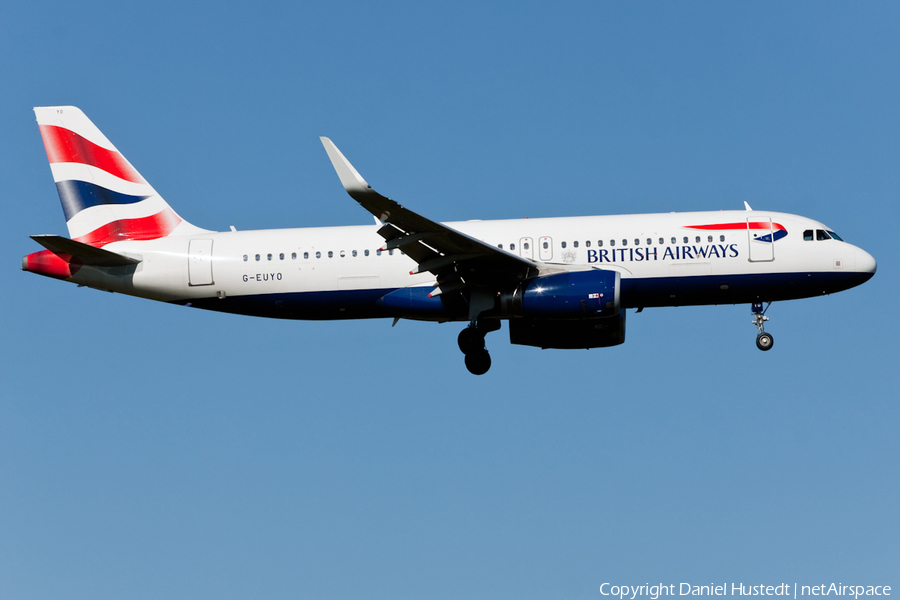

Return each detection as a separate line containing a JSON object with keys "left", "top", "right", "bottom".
{"left": 174, "top": 287, "right": 462, "bottom": 321}
{"left": 622, "top": 270, "right": 874, "bottom": 308}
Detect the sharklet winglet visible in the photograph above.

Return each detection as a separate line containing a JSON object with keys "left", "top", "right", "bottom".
{"left": 320, "top": 137, "right": 371, "bottom": 194}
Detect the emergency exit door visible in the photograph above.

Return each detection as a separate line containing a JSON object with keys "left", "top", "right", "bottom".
{"left": 539, "top": 237, "right": 553, "bottom": 261}
{"left": 519, "top": 237, "right": 534, "bottom": 259}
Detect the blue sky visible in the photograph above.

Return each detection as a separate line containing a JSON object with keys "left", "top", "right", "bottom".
{"left": 1, "top": 2, "right": 897, "bottom": 599}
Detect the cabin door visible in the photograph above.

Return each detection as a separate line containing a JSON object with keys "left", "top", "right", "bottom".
{"left": 747, "top": 217, "right": 774, "bottom": 262}
{"left": 188, "top": 239, "right": 215, "bottom": 286}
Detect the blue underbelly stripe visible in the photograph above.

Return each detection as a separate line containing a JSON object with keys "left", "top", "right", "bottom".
{"left": 169, "top": 270, "right": 874, "bottom": 320}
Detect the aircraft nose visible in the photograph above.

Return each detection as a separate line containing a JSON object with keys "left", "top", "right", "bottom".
{"left": 857, "top": 247, "right": 877, "bottom": 275}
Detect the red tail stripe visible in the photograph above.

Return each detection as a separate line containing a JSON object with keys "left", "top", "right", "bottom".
{"left": 23, "top": 249, "right": 78, "bottom": 279}
{"left": 686, "top": 222, "right": 786, "bottom": 231}
{"left": 74, "top": 208, "right": 182, "bottom": 247}
{"left": 39, "top": 124, "right": 146, "bottom": 184}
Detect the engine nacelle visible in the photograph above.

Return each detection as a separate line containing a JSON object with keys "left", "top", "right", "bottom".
{"left": 509, "top": 311, "right": 626, "bottom": 349}
{"left": 500, "top": 269, "right": 620, "bottom": 319}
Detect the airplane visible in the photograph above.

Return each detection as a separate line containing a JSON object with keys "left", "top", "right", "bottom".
{"left": 23, "top": 106, "right": 877, "bottom": 374}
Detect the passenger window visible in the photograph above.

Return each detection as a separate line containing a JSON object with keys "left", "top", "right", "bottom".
{"left": 340, "top": 250, "right": 346, "bottom": 257}
{"left": 573, "top": 241, "right": 579, "bottom": 248}
{"left": 510, "top": 243, "right": 515, "bottom": 251}
{"left": 561, "top": 241, "right": 567, "bottom": 249}
{"left": 622, "top": 239, "right": 627, "bottom": 246}
{"left": 303, "top": 252, "right": 309, "bottom": 259}
{"left": 671, "top": 237, "right": 676, "bottom": 244}
{"left": 598, "top": 240, "right": 603, "bottom": 247}
{"left": 543, "top": 242, "right": 548, "bottom": 249}
{"left": 695, "top": 236, "right": 700, "bottom": 243}
{"left": 364, "top": 249, "right": 370, "bottom": 256}
{"left": 707, "top": 235, "right": 713, "bottom": 243}
{"left": 377, "top": 249, "right": 382, "bottom": 256}
{"left": 267, "top": 253, "right": 273, "bottom": 261}
{"left": 328, "top": 251, "right": 333, "bottom": 258}
{"left": 610, "top": 239, "right": 615, "bottom": 247}
{"left": 683, "top": 237, "right": 688, "bottom": 244}
{"left": 585, "top": 241, "right": 591, "bottom": 248}
{"left": 291, "top": 252, "right": 297, "bottom": 260}
{"left": 634, "top": 239, "right": 639, "bottom": 246}
{"left": 646, "top": 238, "right": 652, "bottom": 245}
{"left": 279, "top": 253, "right": 284, "bottom": 260}
{"left": 255, "top": 254, "right": 260, "bottom": 261}
{"left": 659, "top": 238, "right": 664, "bottom": 244}
{"left": 315, "top": 251, "right": 321, "bottom": 259}
{"left": 719, "top": 235, "right": 725, "bottom": 242}
{"left": 816, "top": 230, "right": 830, "bottom": 241}
{"left": 243, "top": 254, "right": 248, "bottom": 262}
{"left": 498, "top": 243, "right": 503, "bottom": 249}
{"left": 389, "top": 249, "right": 394, "bottom": 255}
{"left": 352, "top": 250, "right": 357, "bottom": 257}
{"left": 524, "top": 242, "right": 529, "bottom": 250}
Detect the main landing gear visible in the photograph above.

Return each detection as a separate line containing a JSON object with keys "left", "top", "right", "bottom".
{"left": 752, "top": 302, "right": 774, "bottom": 351}
{"left": 458, "top": 320, "right": 500, "bottom": 375}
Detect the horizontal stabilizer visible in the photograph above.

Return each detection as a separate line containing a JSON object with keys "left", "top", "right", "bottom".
{"left": 30, "top": 235, "right": 141, "bottom": 266}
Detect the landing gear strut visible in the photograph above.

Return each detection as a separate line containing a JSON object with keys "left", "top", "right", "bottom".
{"left": 752, "top": 302, "right": 774, "bottom": 351}
{"left": 458, "top": 320, "right": 500, "bottom": 375}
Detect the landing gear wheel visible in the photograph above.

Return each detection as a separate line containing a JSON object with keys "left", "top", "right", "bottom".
{"left": 458, "top": 327, "right": 484, "bottom": 355}
{"left": 751, "top": 302, "right": 774, "bottom": 352}
{"left": 756, "top": 332, "right": 774, "bottom": 351}
{"left": 458, "top": 319, "right": 499, "bottom": 374}
{"left": 465, "top": 350, "right": 492, "bottom": 375}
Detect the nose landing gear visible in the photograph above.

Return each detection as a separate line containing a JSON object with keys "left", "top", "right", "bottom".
{"left": 752, "top": 302, "right": 774, "bottom": 351}
{"left": 458, "top": 320, "right": 500, "bottom": 375}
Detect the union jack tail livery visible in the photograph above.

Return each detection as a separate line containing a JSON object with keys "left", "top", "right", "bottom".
{"left": 34, "top": 106, "right": 205, "bottom": 247}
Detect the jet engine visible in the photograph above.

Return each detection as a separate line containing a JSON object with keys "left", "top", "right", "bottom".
{"left": 501, "top": 269, "right": 626, "bottom": 349}
{"left": 499, "top": 269, "right": 620, "bottom": 318}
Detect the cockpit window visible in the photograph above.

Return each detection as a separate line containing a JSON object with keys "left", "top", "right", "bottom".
{"left": 827, "top": 230, "right": 844, "bottom": 242}
{"left": 816, "top": 229, "right": 831, "bottom": 241}
{"left": 803, "top": 230, "right": 814, "bottom": 241}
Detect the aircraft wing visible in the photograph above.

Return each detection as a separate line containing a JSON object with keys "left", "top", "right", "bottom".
{"left": 320, "top": 137, "right": 537, "bottom": 295}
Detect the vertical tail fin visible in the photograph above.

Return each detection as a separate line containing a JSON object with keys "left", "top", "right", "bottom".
{"left": 34, "top": 106, "right": 207, "bottom": 247}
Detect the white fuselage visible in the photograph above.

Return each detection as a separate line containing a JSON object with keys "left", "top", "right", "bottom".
{"left": 70, "top": 209, "right": 875, "bottom": 321}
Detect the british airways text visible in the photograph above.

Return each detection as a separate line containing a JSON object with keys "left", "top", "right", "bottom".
{"left": 587, "top": 244, "right": 739, "bottom": 264}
